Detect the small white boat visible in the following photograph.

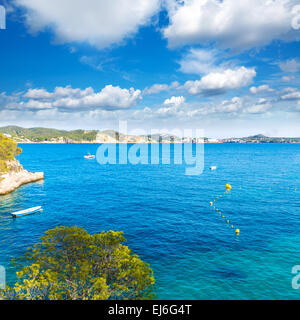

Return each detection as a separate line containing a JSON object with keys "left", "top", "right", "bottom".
{"left": 84, "top": 153, "right": 95, "bottom": 159}
{"left": 11, "top": 206, "right": 43, "bottom": 218}
{"left": 210, "top": 166, "right": 217, "bottom": 170}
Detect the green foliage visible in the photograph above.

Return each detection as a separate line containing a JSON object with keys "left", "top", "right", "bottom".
{"left": 1, "top": 226, "right": 155, "bottom": 300}
{"left": 0, "top": 126, "right": 98, "bottom": 142}
{"left": 0, "top": 133, "right": 22, "bottom": 173}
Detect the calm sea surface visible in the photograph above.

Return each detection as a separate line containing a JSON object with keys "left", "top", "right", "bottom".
{"left": 0, "top": 143, "right": 300, "bottom": 299}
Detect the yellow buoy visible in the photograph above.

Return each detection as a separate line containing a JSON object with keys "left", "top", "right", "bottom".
{"left": 231, "top": 225, "right": 234, "bottom": 228}
{"left": 222, "top": 216, "right": 225, "bottom": 218}
{"left": 216, "top": 209, "right": 219, "bottom": 211}
{"left": 225, "top": 184, "right": 232, "bottom": 190}
{"left": 227, "top": 220, "right": 230, "bottom": 224}
{"left": 235, "top": 229, "right": 240, "bottom": 235}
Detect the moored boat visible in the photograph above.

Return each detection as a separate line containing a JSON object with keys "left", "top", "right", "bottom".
{"left": 11, "top": 206, "right": 43, "bottom": 218}
{"left": 84, "top": 153, "right": 95, "bottom": 159}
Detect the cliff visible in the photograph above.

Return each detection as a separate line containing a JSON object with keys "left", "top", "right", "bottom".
{"left": 0, "top": 170, "right": 44, "bottom": 195}
{"left": 0, "top": 134, "right": 44, "bottom": 195}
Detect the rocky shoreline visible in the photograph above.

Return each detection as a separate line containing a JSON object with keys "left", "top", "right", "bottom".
{"left": 0, "top": 170, "right": 44, "bottom": 195}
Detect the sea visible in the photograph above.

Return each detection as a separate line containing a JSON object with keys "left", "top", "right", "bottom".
{"left": 0, "top": 143, "right": 300, "bottom": 299}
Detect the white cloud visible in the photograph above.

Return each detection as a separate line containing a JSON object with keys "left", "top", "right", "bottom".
{"left": 23, "top": 88, "right": 52, "bottom": 99}
{"left": 208, "top": 97, "right": 272, "bottom": 115}
{"left": 250, "top": 85, "right": 274, "bottom": 94}
{"left": 15, "top": 0, "right": 161, "bottom": 49}
{"left": 280, "top": 87, "right": 300, "bottom": 100}
{"left": 244, "top": 101, "right": 272, "bottom": 114}
{"left": 24, "top": 86, "right": 95, "bottom": 100}
{"left": 215, "top": 97, "right": 243, "bottom": 113}
{"left": 23, "top": 99, "right": 52, "bottom": 109}
{"left": 281, "top": 75, "right": 295, "bottom": 82}
{"left": 155, "top": 96, "right": 186, "bottom": 117}
{"left": 143, "top": 81, "right": 179, "bottom": 95}
{"left": 179, "top": 48, "right": 220, "bottom": 75}
{"left": 55, "top": 86, "right": 142, "bottom": 110}
{"left": 135, "top": 95, "right": 274, "bottom": 121}
{"left": 163, "top": 96, "right": 185, "bottom": 107}
{"left": 144, "top": 84, "right": 169, "bottom": 95}
{"left": 20, "top": 85, "right": 142, "bottom": 111}
{"left": 279, "top": 59, "right": 300, "bottom": 73}
{"left": 184, "top": 67, "right": 256, "bottom": 95}
{"left": 163, "top": 0, "right": 300, "bottom": 51}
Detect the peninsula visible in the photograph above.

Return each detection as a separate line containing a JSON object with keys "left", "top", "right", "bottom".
{"left": 0, "top": 133, "right": 44, "bottom": 195}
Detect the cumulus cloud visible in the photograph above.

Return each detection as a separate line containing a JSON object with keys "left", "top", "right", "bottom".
{"left": 143, "top": 81, "right": 179, "bottom": 95}
{"left": 23, "top": 99, "right": 52, "bottom": 109}
{"left": 207, "top": 97, "right": 272, "bottom": 115}
{"left": 250, "top": 85, "right": 274, "bottom": 94}
{"left": 154, "top": 96, "right": 186, "bottom": 117}
{"left": 184, "top": 67, "right": 256, "bottom": 95}
{"left": 14, "top": 0, "right": 161, "bottom": 49}
{"left": 179, "top": 48, "right": 220, "bottom": 75}
{"left": 17, "top": 85, "right": 142, "bottom": 111}
{"left": 244, "top": 100, "right": 272, "bottom": 114}
{"left": 54, "top": 85, "right": 142, "bottom": 110}
{"left": 280, "top": 87, "right": 300, "bottom": 100}
{"left": 163, "top": 96, "right": 185, "bottom": 107}
{"left": 279, "top": 59, "right": 300, "bottom": 73}
{"left": 163, "top": 0, "right": 300, "bottom": 51}
{"left": 23, "top": 86, "right": 95, "bottom": 100}
{"left": 134, "top": 94, "right": 275, "bottom": 121}
{"left": 214, "top": 97, "right": 243, "bottom": 114}
{"left": 23, "top": 88, "right": 52, "bottom": 99}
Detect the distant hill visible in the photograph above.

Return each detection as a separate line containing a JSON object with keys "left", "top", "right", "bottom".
{"left": 246, "top": 134, "right": 268, "bottom": 139}
{"left": 0, "top": 126, "right": 98, "bottom": 142}
{"left": 0, "top": 126, "right": 183, "bottom": 143}
{"left": 223, "top": 134, "right": 300, "bottom": 143}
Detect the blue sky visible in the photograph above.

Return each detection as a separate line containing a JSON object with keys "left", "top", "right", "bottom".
{"left": 0, "top": 0, "right": 300, "bottom": 138}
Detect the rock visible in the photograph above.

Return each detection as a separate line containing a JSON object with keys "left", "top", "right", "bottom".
{"left": 0, "top": 170, "right": 44, "bottom": 195}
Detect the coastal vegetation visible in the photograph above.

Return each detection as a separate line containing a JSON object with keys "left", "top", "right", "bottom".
{"left": 0, "top": 133, "right": 22, "bottom": 173}
{"left": 0, "top": 126, "right": 98, "bottom": 142}
{"left": 1, "top": 226, "right": 155, "bottom": 300}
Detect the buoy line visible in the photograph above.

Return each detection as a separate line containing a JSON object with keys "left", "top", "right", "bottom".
{"left": 210, "top": 184, "right": 240, "bottom": 236}
{"left": 209, "top": 184, "right": 298, "bottom": 236}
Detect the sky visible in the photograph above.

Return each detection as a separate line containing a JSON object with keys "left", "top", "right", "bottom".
{"left": 0, "top": 0, "right": 300, "bottom": 138}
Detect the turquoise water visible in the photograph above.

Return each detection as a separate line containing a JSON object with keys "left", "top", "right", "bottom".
{"left": 0, "top": 143, "right": 300, "bottom": 299}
